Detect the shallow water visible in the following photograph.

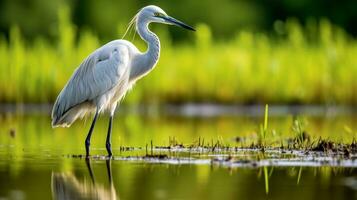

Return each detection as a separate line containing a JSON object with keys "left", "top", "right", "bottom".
{"left": 1, "top": 158, "right": 357, "bottom": 200}
{"left": 0, "top": 109, "right": 357, "bottom": 199}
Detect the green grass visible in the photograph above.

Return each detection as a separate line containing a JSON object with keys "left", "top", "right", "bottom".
{"left": 259, "top": 104, "right": 269, "bottom": 146}
{"left": 0, "top": 7, "right": 356, "bottom": 105}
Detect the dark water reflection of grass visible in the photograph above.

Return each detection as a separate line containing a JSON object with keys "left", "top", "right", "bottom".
{"left": 0, "top": 113, "right": 357, "bottom": 199}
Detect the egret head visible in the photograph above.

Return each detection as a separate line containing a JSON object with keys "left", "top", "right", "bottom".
{"left": 138, "top": 5, "right": 195, "bottom": 31}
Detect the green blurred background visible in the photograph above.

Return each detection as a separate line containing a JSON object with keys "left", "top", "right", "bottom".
{"left": 0, "top": 0, "right": 356, "bottom": 105}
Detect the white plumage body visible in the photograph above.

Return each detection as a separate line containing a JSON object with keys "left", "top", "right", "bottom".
{"left": 52, "top": 40, "right": 142, "bottom": 127}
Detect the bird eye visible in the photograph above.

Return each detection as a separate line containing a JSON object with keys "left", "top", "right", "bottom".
{"left": 154, "top": 12, "right": 164, "bottom": 17}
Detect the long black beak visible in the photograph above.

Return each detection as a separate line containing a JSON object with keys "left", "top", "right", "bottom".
{"left": 163, "top": 16, "right": 195, "bottom": 31}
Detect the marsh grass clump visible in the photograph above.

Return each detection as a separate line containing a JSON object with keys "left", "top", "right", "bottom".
{"left": 168, "top": 136, "right": 183, "bottom": 147}
{"left": 311, "top": 138, "right": 335, "bottom": 152}
{"left": 286, "top": 117, "right": 312, "bottom": 149}
{"left": 292, "top": 118, "right": 309, "bottom": 143}
{"left": 308, "top": 138, "right": 357, "bottom": 158}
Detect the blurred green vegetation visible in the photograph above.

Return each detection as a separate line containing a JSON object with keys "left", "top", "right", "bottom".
{"left": 1, "top": 0, "right": 357, "bottom": 40}
{"left": 0, "top": 6, "right": 356, "bottom": 105}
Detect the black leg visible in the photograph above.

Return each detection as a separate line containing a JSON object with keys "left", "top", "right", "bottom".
{"left": 106, "top": 115, "right": 113, "bottom": 157}
{"left": 85, "top": 111, "right": 98, "bottom": 157}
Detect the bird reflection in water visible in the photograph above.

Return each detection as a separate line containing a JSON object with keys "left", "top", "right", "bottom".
{"left": 51, "top": 159, "right": 118, "bottom": 200}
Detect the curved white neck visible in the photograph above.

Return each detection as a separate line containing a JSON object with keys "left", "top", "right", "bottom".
{"left": 129, "top": 19, "right": 160, "bottom": 81}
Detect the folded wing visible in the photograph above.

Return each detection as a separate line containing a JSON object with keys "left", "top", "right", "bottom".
{"left": 51, "top": 43, "right": 130, "bottom": 127}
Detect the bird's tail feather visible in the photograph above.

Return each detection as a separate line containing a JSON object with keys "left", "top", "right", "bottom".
{"left": 52, "top": 102, "right": 94, "bottom": 128}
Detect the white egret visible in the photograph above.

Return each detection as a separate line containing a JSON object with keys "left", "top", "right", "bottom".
{"left": 51, "top": 5, "right": 195, "bottom": 157}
